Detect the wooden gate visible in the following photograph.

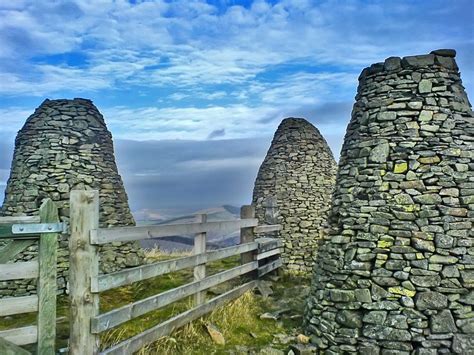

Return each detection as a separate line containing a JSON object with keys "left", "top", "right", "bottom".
{"left": 0, "top": 199, "right": 63, "bottom": 355}
{"left": 68, "top": 190, "right": 282, "bottom": 355}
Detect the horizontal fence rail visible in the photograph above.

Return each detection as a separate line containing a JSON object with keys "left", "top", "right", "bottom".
{"left": 69, "top": 190, "right": 283, "bottom": 355}
{"left": 90, "top": 218, "right": 259, "bottom": 244}
{"left": 94, "top": 241, "right": 260, "bottom": 292}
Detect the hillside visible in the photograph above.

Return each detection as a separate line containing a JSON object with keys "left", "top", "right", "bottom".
{"left": 136, "top": 206, "right": 242, "bottom": 251}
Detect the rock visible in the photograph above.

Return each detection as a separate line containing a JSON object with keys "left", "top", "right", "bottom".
{"left": 335, "top": 310, "right": 362, "bottom": 328}
{"left": 430, "top": 49, "right": 456, "bottom": 57}
{"left": 430, "top": 310, "right": 457, "bottom": 333}
{"left": 204, "top": 323, "right": 225, "bottom": 345}
{"left": 259, "top": 347, "right": 284, "bottom": 355}
{"left": 416, "top": 292, "right": 448, "bottom": 310}
{"left": 296, "top": 334, "right": 310, "bottom": 344}
{"left": 452, "top": 334, "right": 474, "bottom": 353}
{"left": 260, "top": 312, "right": 279, "bottom": 321}
{"left": 370, "top": 143, "right": 390, "bottom": 163}
{"left": 289, "top": 344, "right": 318, "bottom": 355}
{"left": 418, "top": 79, "right": 433, "bottom": 93}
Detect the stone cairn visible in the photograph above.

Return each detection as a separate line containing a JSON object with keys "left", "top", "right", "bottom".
{"left": 253, "top": 118, "right": 337, "bottom": 273}
{"left": 304, "top": 49, "right": 474, "bottom": 354}
{"left": 1, "top": 98, "right": 144, "bottom": 296}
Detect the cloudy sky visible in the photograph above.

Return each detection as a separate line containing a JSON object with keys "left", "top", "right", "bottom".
{"left": 0, "top": 0, "right": 473, "bottom": 217}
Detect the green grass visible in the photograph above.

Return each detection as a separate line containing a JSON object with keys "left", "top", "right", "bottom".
{"left": 0, "top": 250, "right": 310, "bottom": 354}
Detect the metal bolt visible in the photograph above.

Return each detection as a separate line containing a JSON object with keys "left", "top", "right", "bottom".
{"left": 19, "top": 227, "right": 24, "bottom": 232}
{"left": 48, "top": 226, "right": 52, "bottom": 231}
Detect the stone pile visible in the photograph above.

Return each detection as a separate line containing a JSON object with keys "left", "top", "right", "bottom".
{"left": 1, "top": 98, "right": 144, "bottom": 296}
{"left": 253, "top": 118, "right": 337, "bottom": 273}
{"left": 304, "top": 49, "right": 474, "bottom": 354}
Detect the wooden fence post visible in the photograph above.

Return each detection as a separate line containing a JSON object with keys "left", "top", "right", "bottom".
{"left": 240, "top": 205, "right": 256, "bottom": 267}
{"left": 193, "top": 213, "right": 207, "bottom": 305}
{"left": 69, "top": 191, "right": 100, "bottom": 355}
{"left": 37, "top": 198, "right": 59, "bottom": 355}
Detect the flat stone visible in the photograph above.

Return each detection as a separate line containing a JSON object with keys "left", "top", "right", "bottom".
{"left": 384, "top": 57, "right": 402, "bottom": 71}
{"left": 416, "top": 292, "right": 448, "bottom": 310}
{"left": 430, "top": 49, "right": 456, "bottom": 57}
{"left": 429, "top": 254, "right": 458, "bottom": 264}
{"left": 431, "top": 310, "right": 457, "bottom": 333}
{"left": 336, "top": 310, "right": 362, "bottom": 328}
{"left": 369, "top": 143, "right": 390, "bottom": 163}
{"left": 418, "top": 79, "right": 433, "bottom": 94}
{"left": 402, "top": 54, "right": 435, "bottom": 67}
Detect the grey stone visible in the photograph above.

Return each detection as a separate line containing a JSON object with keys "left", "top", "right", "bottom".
{"left": 369, "top": 143, "right": 390, "bottom": 163}
{"left": 431, "top": 310, "right": 457, "bottom": 333}
{"left": 430, "top": 49, "right": 456, "bottom": 57}
{"left": 416, "top": 292, "right": 448, "bottom": 310}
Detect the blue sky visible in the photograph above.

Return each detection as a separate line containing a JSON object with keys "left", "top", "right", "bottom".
{"left": 0, "top": 0, "right": 473, "bottom": 217}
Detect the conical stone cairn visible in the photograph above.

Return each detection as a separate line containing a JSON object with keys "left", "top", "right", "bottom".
{"left": 1, "top": 98, "right": 144, "bottom": 296}
{"left": 253, "top": 117, "right": 337, "bottom": 273}
{"left": 304, "top": 50, "right": 474, "bottom": 354}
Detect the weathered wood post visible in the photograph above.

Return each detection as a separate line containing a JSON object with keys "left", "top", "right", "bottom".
{"left": 37, "top": 198, "right": 59, "bottom": 355}
{"left": 69, "top": 190, "right": 100, "bottom": 355}
{"left": 193, "top": 213, "right": 207, "bottom": 305}
{"left": 240, "top": 205, "right": 256, "bottom": 267}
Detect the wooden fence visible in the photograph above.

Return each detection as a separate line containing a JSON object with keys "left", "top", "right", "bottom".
{"left": 69, "top": 190, "right": 282, "bottom": 355}
{"left": 0, "top": 199, "right": 62, "bottom": 355}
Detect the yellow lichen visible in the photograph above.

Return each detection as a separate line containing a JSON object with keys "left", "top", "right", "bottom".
{"left": 388, "top": 287, "right": 416, "bottom": 297}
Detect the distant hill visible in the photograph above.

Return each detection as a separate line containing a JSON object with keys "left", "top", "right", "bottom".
{"left": 138, "top": 205, "right": 241, "bottom": 251}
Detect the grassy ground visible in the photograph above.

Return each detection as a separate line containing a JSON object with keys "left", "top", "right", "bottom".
{"left": 0, "top": 249, "right": 311, "bottom": 354}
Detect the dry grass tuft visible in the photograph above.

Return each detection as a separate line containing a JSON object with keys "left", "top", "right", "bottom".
{"left": 135, "top": 290, "right": 263, "bottom": 354}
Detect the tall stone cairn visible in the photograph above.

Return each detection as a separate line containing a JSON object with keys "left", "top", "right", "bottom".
{"left": 304, "top": 50, "right": 474, "bottom": 354}
{"left": 253, "top": 118, "right": 337, "bottom": 273}
{"left": 1, "top": 98, "right": 144, "bottom": 296}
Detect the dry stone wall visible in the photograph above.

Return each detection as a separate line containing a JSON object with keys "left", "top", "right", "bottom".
{"left": 1, "top": 98, "right": 144, "bottom": 296}
{"left": 304, "top": 49, "right": 474, "bottom": 354}
{"left": 253, "top": 118, "right": 337, "bottom": 273}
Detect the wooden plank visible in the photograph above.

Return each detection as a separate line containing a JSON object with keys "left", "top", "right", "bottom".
{"left": 0, "top": 224, "right": 17, "bottom": 239}
{"left": 0, "top": 261, "right": 38, "bottom": 281}
{"left": 206, "top": 242, "right": 259, "bottom": 263}
{"left": 240, "top": 206, "right": 256, "bottom": 266}
{"left": 254, "top": 225, "right": 281, "bottom": 234}
{"left": 0, "top": 240, "right": 36, "bottom": 263}
{"left": 90, "top": 218, "right": 259, "bottom": 245}
{"left": 92, "top": 261, "right": 258, "bottom": 333}
{"left": 256, "top": 248, "right": 281, "bottom": 261}
{"left": 69, "top": 191, "right": 100, "bottom": 355}
{"left": 0, "top": 216, "right": 40, "bottom": 224}
{"left": 37, "top": 198, "right": 59, "bottom": 355}
{"left": 94, "top": 242, "right": 259, "bottom": 292}
{"left": 0, "top": 295, "right": 38, "bottom": 316}
{"left": 257, "top": 238, "right": 282, "bottom": 253}
{"left": 100, "top": 280, "right": 257, "bottom": 355}
{"left": 258, "top": 259, "right": 283, "bottom": 277}
{"left": 194, "top": 214, "right": 207, "bottom": 306}
{"left": 0, "top": 326, "right": 38, "bottom": 346}
{"left": 0, "top": 336, "right": 31, "bottom": 355}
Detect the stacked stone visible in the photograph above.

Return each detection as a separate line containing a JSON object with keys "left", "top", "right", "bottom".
{"left": 253, "top": 118, "right": 337, "bottom": 273}
{"left": 1, "top": 98, "right": 144, "bottom": 296}
{"left": 304, "top": 49, "right": 474, "bottom": 354}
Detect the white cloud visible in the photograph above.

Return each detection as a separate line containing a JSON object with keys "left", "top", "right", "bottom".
{"left": 0, "top": 0, "right": 471, "bottom": 97}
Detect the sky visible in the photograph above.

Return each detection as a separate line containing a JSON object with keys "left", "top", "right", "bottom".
{"left": 0, "top": 0, "right": 473, "bottom": 218}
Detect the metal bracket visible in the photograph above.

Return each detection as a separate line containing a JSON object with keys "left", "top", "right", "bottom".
{"left": 12, "top": 222, "right": 68, "bottom": 235}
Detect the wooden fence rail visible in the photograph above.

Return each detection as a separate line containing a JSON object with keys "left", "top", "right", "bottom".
{"left": 0, "top": 199, "right": 61, "bottom": 355}
{"left": 69, "top": 190, "right": 282, "bottom": 355}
